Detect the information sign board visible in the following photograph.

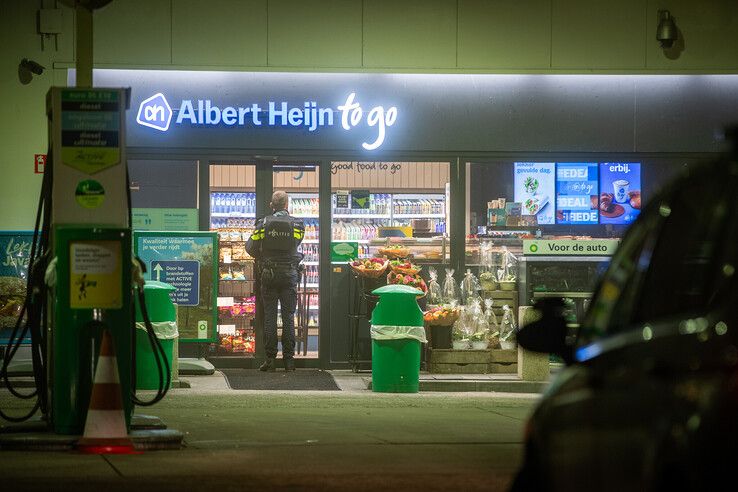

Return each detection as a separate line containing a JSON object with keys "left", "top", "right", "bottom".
{"left": 134, "top": 231, "right": 217, "bottom": 342}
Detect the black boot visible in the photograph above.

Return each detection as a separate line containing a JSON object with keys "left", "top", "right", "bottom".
{"left": 284, "top": 358, "right": 295, "bottom": 372}
{"left": 259, "top": 358, "right": 276, "bottom": 372}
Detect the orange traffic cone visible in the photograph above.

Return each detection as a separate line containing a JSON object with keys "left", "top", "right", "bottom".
{"left": 76, "top": 329, "right": 139, "bottom": 454}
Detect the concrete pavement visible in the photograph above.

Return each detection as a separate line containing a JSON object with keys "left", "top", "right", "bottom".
{"left": 1, "top": 371, "right": 540, "bottom": 491}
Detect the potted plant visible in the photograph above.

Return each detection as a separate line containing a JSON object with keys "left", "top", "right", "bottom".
{"left": 470, "top": 332, "right": 489, "bottom": 350}
{"left": 498, "top": 274, "right": 516, "bottom": 291}
{"left": 479, "top": 271, "right": 498, "bottom": 291}
{"left": 452, "top": 330, "right": 470, "bottom": 350}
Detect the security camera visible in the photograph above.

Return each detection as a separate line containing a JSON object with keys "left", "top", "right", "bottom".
{"left": 20, "top": 59, "right": 45, "bottom": 75}
{"left": 656, "top": 10, "right": 678, "bottom": 49}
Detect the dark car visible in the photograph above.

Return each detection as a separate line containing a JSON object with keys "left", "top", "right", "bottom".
{"left": 511, "top": 157, "right": 738, "bottom": 491}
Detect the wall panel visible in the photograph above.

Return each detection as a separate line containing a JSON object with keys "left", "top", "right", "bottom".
{"left": 363, "top": 0, "right": 458, "bottom": 68}
{"left": 458, "top": 0, "right": 552, "bottom": 69}
{"left": 552, "top": 0, "right": 647, "bottom": 69}
{"left": 172, "top": 0, "right": 267, "bottom": 66}
{"left": 94, "top": 0, "right": 172, "bottom": 64}
{"left": 268, "top": 0, "right": 362, "bottom": 67}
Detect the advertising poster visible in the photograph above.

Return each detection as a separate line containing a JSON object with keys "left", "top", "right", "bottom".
{"left": 599, "top": 163, "right": 642, "bottom": 225}
{"left": 134, "top": 232, "right": 217, "bottom": 342}
{"left": 514, "top": 162, "right": 555, "bottom": 225}
{"left": 0, "top": 232, "right": 32, "bottom": 343}
{"left": 556, "top": 163, "right": 599, "bottom": 224}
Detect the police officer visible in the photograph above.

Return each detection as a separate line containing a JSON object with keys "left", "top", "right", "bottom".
{"left": 246, "top": 191, "right": 305, "bottom": 372}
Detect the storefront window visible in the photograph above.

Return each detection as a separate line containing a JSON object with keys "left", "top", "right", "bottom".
{"left": 128, "top": 159, "right": 199, "bottom": 231}
{"left": 465, "top": 157, "right": 703, "bottom": 326}
{"left": 330, "top": 161, "right": 450, "bottom": 369}
{"left": 330, "top": 161, "right": 450, "bottom": 262}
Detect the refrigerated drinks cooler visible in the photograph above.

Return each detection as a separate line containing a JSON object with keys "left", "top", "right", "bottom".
{"left": 211, "top": 192, "right": 258, "bottom": 355}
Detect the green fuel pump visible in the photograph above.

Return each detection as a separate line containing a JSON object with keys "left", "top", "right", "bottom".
{"left": 0, "top": 87, "right": 171, "bottom": 435}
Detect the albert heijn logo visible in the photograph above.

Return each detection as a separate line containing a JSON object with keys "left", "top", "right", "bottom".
{"left": 136, "top": 92, "right": 172, "bottom": 131}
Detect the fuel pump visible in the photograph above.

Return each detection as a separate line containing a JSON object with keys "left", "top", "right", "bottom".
{"left": 0, "top": 87, "right": 171, "bottom": 434}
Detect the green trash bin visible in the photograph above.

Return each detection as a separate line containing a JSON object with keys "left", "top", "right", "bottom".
{"left": 370, "top": 284, "right": 427, "bottom": 393}
{"left": 134, "top": 280, "right": 178, "bottom": 390}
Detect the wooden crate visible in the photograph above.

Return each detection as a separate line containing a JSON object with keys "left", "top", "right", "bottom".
{"left": 429, "top": 349, "right": 518, "bottom": 374}
{"left": 490, "top": 349, "right": 518, "bottom": 374}
{"left": 482, "top": 290, "right": 519, "bottom": 324}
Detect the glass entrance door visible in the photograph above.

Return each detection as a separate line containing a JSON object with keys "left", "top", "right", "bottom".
{"left": 273, "top": 163, "right": 320, "bottom": 359}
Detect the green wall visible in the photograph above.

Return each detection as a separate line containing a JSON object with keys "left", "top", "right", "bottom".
{"left": 1, "top": 0, "right": 737, "bottom": 229}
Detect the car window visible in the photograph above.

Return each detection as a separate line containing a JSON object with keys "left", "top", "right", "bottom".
{"left": 633, "top": 178, "right": 734, "bottom": 322}
{"left": 577, "top": 210, "right": 662, "bottom": 345}
{"left": 579, "top": 170, "right": 736, "bottom": 347}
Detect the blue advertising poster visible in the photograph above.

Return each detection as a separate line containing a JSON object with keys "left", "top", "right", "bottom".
{"left": 599, "top": 163, "right": 642, "bottom": 225}
{"left": 514, "top": 162, "right": 555, "bottom": 225}
{"left": 134, "top": 232, "right": 217, "bottom": 342}
{"left": 0, "top": 232, "right": 33, "bottom": 343}
{"left": 556, "top": 163, "right": 599, "bottom": 224}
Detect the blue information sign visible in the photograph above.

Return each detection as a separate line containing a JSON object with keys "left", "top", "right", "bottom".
{"left": 150, "top": 260, "right": 200, "bottom": 306}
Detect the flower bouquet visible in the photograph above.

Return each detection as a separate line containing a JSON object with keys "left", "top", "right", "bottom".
{"left": 423, "top": 305, "right": 461, "bottom": 326}
{"left": 389, "top": 259, "right": 421, "bottom": 276}
{"left": 349, "top": 257, "right": 389, "bottom": 278}
{"left": 377, "top": 244, "right": 410, "bottom": 259}
{"left": 387, "top": 271, "right": 428, "bottom": 297}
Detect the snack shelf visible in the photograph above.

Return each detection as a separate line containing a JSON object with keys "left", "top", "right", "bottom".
{"left": 302, "top": 261, "right": 319, "bottom": 265}
{"left": 293, "top": 214, "right": 319, "bottom": 219}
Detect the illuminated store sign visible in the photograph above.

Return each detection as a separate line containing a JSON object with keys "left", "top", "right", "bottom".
{"left": 136, "top": 92, "right": 397, "bottom": 151}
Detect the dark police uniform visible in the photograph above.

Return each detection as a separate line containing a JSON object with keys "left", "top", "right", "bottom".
{"left": 246, "top": 209, "right": 305, "bottom": 364}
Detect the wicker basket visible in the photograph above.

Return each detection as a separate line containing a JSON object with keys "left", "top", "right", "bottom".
{"left": 389, "top": 264, "right": 421, "bottom": 276}
{"left": 350, "top": 259, "right": 389, "bottom": 278}
{"left": 423, "top": 311, "right": 461, "bottom": 326}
